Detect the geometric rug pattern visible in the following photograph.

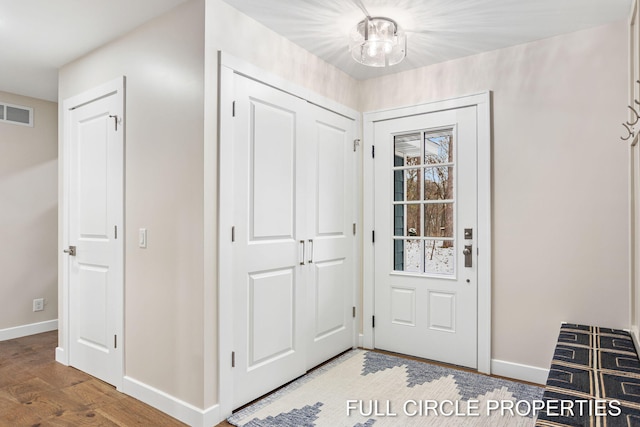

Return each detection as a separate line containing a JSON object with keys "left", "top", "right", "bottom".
{"left": 229, "top": 349, "right": 544, "bottom": 426}
{"left": 535, "top": 323, "right": 640, "bottom": 427}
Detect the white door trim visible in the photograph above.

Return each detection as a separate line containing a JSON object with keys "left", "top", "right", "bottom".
{"left": 362, "top": 92, "right": 492, "bottom": 374}
{"left": 57, "top": 77, "right": 125, "bottom": 389}
{"left": 217, "top": 52, "right": 361, "bottom": 418}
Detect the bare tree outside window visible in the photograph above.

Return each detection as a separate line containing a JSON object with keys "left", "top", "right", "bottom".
{"left": 393, "top": 130, "right": 455, "bottom": 275}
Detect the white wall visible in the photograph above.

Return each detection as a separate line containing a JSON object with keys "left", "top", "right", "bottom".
{"left": 0, "top": 91, "right": 58, "bottom": 335}
{"left": 360, "top": 21, "right": 629, "bottom": 371}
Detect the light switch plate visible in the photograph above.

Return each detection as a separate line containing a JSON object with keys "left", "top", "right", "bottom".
{"left": 139, "top": 228, "right": 147, "bottom": 248}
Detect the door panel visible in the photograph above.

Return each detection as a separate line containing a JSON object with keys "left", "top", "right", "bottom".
{"left": 391, "top": 286, "right": 416, "bottom": 326}
{"left": 232, "top": 76, "right": 355, "bottom": 407}
{"left": 248, "top": 269, "right": 295, "bottom": 365}
{"left": 67, "top": 86, "right": 123, "bottom": 386}
{"left": 374, "top": 107, "right": 477, "bottom": 369}
{"left": 251, "top": 100, "right": 296, "bottom": 240}
{"left": 305, "top": 105, "right": 354, "bottom": 370}
{"left": 78, "top": 116, "right": 109, "bottom": 235}
{"left": 316, "top": 122, "right": 345, "bottom": 234}
{"left": 232, "top": 76, "right": 307, "bottom": 408}
{"left": 314, "top": 260, "right": 346, "bottom": 337}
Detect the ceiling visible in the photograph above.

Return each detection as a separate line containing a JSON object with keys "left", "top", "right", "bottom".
{"left": 0, "top": 0, "right": 188, "bottom": 102}
{"left": 221, "top": 0, "right": 633, "bottom": 80}
{"left": 0, "top": 0, "right": 632, "bottom": 102}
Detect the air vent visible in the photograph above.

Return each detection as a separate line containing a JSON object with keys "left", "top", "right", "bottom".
{"left": 0, "top": 102, "right": 33, "bottom": 127}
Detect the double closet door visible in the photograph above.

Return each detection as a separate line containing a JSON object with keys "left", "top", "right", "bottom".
{"left": 231, "top": 75, "right": 356, "bottom": 408}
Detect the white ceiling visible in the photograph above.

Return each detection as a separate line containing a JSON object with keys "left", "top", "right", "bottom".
{"left": 0, "top": 0, "right": 632, "bottom": 102}
{"left": 221, "top": 0, "right": 633, "bottom": 80}
{"left": 0, "top": 0, "right": 188, "bottom": 102}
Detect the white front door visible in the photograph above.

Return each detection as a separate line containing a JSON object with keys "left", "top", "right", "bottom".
{"left": 65, "top": 80, "right": 124, "bottom": 386}
{"left": 373, "top": 106, "right": 478, "bottom": 368}
{"left": 232, "top": 75, "right": 308, "bottom": 408}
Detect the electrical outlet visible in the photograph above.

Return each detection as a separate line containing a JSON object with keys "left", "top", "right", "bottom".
{"left": 33, "top": 298, "right": 44, "bottom": 312}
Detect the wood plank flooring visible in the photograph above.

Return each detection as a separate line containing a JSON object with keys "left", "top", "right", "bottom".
{"left": 0, "top": 331, "right": 187, "bottom": 426}
{"left": 1, "top": 331, "right": 539, "bottom": 426}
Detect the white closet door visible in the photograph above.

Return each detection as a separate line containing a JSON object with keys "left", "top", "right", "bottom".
{"left": 232, "top": 75, "right": 308, "bottom": 408}
{"left": 305, "top": 104, "right": 355, "bottom": 369}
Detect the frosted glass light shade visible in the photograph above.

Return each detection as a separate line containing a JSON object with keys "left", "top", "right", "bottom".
{"left": 349, "top": 17, "right": 406, "bottom": 67}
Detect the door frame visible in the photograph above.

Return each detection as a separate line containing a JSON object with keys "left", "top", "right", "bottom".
{"left": 56, "top": 77, "right": 125, "bottom": 390}
{"left": 217, "top": 52, "right": 361, "bottom": 418}
{"left": 362, "top": 92, "right": 492, "bottom": 374}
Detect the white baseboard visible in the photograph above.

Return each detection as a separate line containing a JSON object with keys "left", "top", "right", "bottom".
{"left": 631, "top": 326, "right": 640, "bottom": 352}
{"left": 121, "top": 376, "right": 221, "bottom": 427}
{"left": 55, "top": 346, "right": 69, "bottom": 365}
{"left": 0, "top": 319, "right": 58, "bottom": 341}
{"left": 491, "top": 359, "right": 548, "bottom": 385}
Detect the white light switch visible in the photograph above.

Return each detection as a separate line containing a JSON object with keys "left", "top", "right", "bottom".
{"left": 139, "top": 228, "right": 147, "bottom": 248}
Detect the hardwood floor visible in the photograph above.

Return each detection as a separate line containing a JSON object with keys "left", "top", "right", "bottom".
{"left": 1, "top": 332, "right": 539, "bottom": 427}
{"left": 0, "top": 331, "right": 187, "bottom": 426}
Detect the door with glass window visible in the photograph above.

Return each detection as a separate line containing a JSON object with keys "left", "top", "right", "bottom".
{"left": 373, "top": 106, "right": 478, "bottom": 368}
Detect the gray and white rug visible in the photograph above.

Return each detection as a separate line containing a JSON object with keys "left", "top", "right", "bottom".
{"left": 228, "top": 349, "right": 544, "bottom": 426}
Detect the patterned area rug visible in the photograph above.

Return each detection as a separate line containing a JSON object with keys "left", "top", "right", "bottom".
{"left": 228, "top": 350, "right": 544, "bottom": 426}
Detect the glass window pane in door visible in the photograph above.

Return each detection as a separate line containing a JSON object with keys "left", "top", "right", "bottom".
{"left": 424, "top": 203, "right": 453, "bottom": 238}
{"left": 394, "top": 239, "right": 424, "bottom": 273}
{"left": 394, "top": 204, "right": 422, "bottom": 237}
{"left": 424, "top": 131, "right": 453, "bottom": 164}
{"left": 394, "top": 133, "right": 421, "bottom": 166}
{"left": 424, "top": 166, "right": 453, "bottom": 201}
{"left": 424, "top": 239, "right": 454, "bottom": 275}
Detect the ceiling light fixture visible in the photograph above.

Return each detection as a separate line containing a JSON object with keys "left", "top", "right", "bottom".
{"left": 349, "top": 16, "right": 406, "bottom": 67}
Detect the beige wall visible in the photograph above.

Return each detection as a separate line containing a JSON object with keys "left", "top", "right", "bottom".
{"left": 205, "top": 0, "right": 359, "bottom": 111}
{"left": 58, "top": 0, "right": 359, "bottom": 410}
{"left": 55, "top": 0, "right": 630, "bottom": 414}
{"left": 59, "top": 0, "right": 206, "bottom": 408}
{"left": 360, "top": 21, "right": 629, "bottom": 370}
{"left": 0, "top": 91, "right": 58, "bottom": 332}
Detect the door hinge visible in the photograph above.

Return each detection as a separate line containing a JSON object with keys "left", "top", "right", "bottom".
{"left": 231, "top": 226, "right": 235, "bottom": 242}
{"left": 372, "top": 316, "right": 375, "bottom": 328}
{"left": 231, "top": 351, "right": 235, "bottom": 368}
{"left": 232, "top": 101, "right": 236, "bottom": 117}
{"left": 114, "top": 225, "right": 118, "bottom": 239}
{"left": 372, "top": 230, "right": 375, "bottom": 243}
{"left": 371, "top": 145, "right": 375, "bottom": 158}
{"left": 352, "top": 306, "right": 356, "bottom": 318}
{"left": 114, "top": 335, "right": 117, "bottom": 349}
{"left": 353, "top": 139, "right": 360, "bottom": 152}
{"left": 353, "top": 223, "right": 356, "bottom": 235}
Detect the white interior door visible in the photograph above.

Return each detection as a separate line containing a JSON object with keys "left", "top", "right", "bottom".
{"left": 232, "top": 75, "right": 308, "bottom": 408}
{"left": 230, "top": 74, "right": 356, "bottom": 408}
{"left": 373, "top": 107, "right": 478, "bottom": 368}
{"left": 305, "top": 104, "right": 355, "bottom": 369}
{"left": 66, "top": 81, "right": 124, "bottom": 386}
